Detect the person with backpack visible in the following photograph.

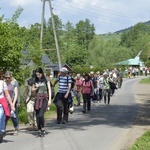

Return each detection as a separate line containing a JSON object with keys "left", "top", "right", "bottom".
{"left": 32, "top": 67, "right": 51, "bottom": 137}
{"left": 4, "top": 71, "right": 19, "bottom": 135}
{"left": 90, "top": 71, "right": 99, "bottom": 103}
{"left": 53, "top": 67, "right": 72, "bottom": 124}
{"left": 68, "top": 72, "right": 75, "bottom": 114}
{"left": 24, "top": 70, "right": 37, "bottom": 130}
{"left": 81, "top": 73, "right": 94, "bottom": 113}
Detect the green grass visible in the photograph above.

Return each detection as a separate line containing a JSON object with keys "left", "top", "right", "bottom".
{"left": 140, "top": 77, "right": 150, "bottom": 84}
{"left": 129, "top": 130, "right": 150, "bottom": 150}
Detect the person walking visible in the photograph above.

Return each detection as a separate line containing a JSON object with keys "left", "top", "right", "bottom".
{"left": 32, "top": 67, "right": 51, "bottom": 137}
{"left": 53, "top": 67, "right": 72, "bottom": 124}
{"left": 103, "top": 72, "right": 111, "bottom": 106}
{"left": 81, "top": 73, "right": 94, "bottom": 113}
{"left": 109, "top": 73, "right": 117, "bottom": 96}
{"left": 90, "top": 71, "right": 98, "bottom": 102}
{"left": 74, "top": 74, "right": 82, "bottom": 106}
{"left": 24, "top": 70, "right": 37, "bottom": 130}
{"left": 97, "top": 73, "right": 104, "bottom": 102}
{"left": 118, "top": 68, "right": 123, "bottom": 88}
{"left": 4, "top": 71, "right": 19, "bottom": 135}
{"left": 68, "top": 72, "right": 75, "bottom": 113}
{"left": 0, "top": 74, "right": 15, "bottom": 142}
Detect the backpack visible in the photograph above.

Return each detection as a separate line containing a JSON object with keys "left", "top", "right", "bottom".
{"left": 27, "top": 77, "right": 35, "bottom": 86}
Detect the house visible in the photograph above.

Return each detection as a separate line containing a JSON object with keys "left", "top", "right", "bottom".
{"left": 52, "top": 63, "right": 73, "bottom": 77}
{"left": 22, "top": 51, "right": 73, "bottom": 78}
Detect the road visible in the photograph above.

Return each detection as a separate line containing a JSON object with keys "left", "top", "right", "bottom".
{"left": 1, "top": 77, "right": 142, "bottom": 150}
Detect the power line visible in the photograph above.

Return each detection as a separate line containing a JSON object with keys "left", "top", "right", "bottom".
{"left": 53, "top": 0, "right": 149, "bottom": 23}
{"left": 53, "top": 2, "right": 130, "bottom": 23}
{"left": 54, "top": 0, "right": 148, "bottom": 20}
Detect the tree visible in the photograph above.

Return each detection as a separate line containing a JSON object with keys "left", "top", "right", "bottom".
{"left": 11, "top": 6, "right": 23, "bottom": 23}
{"left": 75, "top": 19, "right": 95, "bottom": 49}
{"left": 87, "top": 35, "right": 130, "bottom": 68}
{"left": 64, "top": 44, "right": 89, "bottom": 67}
{"left": 62, "top": 21, "right": 75, "bottom": 49}
{"left": 120, "top": 22, "right": 150, "bottom": 57}
{"left": 42, "top": 15, "right": 63, "bottom": 63}
{"left": 0, "top": 21, "right": 22, "bottom": 75}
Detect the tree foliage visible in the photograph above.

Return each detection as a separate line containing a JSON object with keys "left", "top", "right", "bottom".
{"left": 75, "top": 19, "right": 95, "bottom": 49}
{"left": 2, "top": 6, "right": 150, "bottom": 83}
{"left": 0, "top": 21, "right": 22, "bottom": 72}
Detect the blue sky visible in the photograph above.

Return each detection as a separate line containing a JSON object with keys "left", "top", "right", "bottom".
{"left": 0, "top": 0, "right": 150, "bottom": 34}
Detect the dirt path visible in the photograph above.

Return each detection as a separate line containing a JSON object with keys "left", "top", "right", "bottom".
{"left": 119, "top": 82, "right": 150, "bottom": 150}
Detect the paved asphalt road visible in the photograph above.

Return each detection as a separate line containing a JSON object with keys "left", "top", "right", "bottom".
{"left": 1, "top": 77, "right": 142, "bottom": 150}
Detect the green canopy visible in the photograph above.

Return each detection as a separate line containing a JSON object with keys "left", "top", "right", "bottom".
{"left": 115, "top": 58, "right": 143, "bottom": 66}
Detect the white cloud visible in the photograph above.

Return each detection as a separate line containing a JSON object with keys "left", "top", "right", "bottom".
{"left": 10, "top": 0, "right": 38, "bottom": 7}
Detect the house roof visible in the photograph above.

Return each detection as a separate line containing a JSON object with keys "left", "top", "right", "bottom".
{"left": 21, "top": 51, "right": 54, "bottom": 66}
{"left": 21, "top": 51, "right": 72, "bottom": 70}
{"left": 42, "top": 54, "right": 51, "bottom": 65}
{"left": 53, "top": 63, "right": 73, "bottom": 71}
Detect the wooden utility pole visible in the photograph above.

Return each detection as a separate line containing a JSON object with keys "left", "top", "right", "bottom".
{"left": 40, "top": 0, "right": 62, "bottom": 69}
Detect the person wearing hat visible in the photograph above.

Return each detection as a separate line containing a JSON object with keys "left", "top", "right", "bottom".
{"left": 53, "top": 67, "right": 72, "bottom": 124}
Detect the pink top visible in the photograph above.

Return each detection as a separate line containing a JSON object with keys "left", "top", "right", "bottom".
{"left": 82, "top": 80, "right": 92, "bottom": 94}
{"left": 75, "top": 79, "right": 82, "bottom": 92}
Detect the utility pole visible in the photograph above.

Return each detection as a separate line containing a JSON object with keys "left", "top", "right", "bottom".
{"left": 40, "top": 0, "right": 62, "bottom": 69}
{"left": 40, "top": 0, "right": 45, "bottom": 49}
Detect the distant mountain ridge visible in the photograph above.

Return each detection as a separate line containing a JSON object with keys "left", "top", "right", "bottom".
{"left": 114, "top": 20, "right": 150, "bottom": 34}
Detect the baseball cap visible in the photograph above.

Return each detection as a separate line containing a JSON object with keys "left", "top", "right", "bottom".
{"left": 60, "top": 67, "right": 68, "bottom": 73}
{"left": 103, "top": 72, "right": 108, "bottom": 76}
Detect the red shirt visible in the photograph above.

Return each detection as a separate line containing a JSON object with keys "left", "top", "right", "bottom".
{"left": 82, "top": 80, "right": 92, "bottom": 94}
{"left": 75, "top": 79, "right": 82, "bottom": 92}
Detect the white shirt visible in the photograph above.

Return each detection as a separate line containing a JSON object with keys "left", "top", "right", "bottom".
{"left": 0, "top": 80, "right": 8, "bottom": 99}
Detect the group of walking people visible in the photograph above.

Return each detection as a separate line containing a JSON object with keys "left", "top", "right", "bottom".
{"left": 0, "top": 66, "right": 123, "bottom": 142}
{"left": 53, "top": 67, "right": 122, "bottom": 124}
{"left": 73, "top": 68, "right": 122, "bottom": 111}
{"left": 0, "top": 67, "right": 52, "bottom": 142}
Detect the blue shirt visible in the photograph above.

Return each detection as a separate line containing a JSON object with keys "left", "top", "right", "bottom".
{"left": 57, "top": 75, "right": 72, "bottom": 93}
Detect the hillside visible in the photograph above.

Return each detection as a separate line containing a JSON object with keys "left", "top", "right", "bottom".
{"left": 114, "top": 20, "right": 150, "bottom": 34}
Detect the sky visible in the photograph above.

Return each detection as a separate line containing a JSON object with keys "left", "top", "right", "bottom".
{"left": 0, "top": 0, "right": 150, "bottom": 34}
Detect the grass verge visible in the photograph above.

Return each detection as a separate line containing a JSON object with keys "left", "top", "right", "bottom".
{"left": 139, "top": 77, "right": 150, "bottom": 84}
{"left": 129, "top": 130, "right": 150, "bottom": 150}
{"left": 129, "top": 78, "right": 150, "bottom": 149}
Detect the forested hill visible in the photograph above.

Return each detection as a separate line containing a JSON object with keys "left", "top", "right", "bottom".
{"left": 114, "top": 20, "right": 150, "bottom": 34}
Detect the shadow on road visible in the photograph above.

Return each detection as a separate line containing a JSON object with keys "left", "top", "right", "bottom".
{"left": 44, "top": 102, "right": 138, "bottom": 131}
